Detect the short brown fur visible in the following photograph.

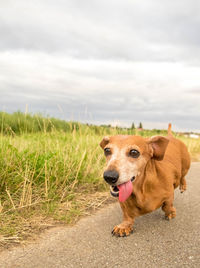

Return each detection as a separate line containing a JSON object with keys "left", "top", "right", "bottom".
{"left": 100, "top": 124, "right": 191, "bottom": 237}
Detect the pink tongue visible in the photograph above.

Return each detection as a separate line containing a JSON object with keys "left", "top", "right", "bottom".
{"left": 117, "top": 180, "right": 133, "bottom": 202}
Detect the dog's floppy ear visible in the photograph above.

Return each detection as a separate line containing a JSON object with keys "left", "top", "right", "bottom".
{"left": 147, "top": 136, "right": 169, "bottom": 161}
{"left": 100, "top": 136, "right": 110, "bottom": 149}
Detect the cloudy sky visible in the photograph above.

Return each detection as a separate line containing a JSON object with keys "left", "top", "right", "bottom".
{"left": 0, "top": 0, "right": 200, "bottom": 132}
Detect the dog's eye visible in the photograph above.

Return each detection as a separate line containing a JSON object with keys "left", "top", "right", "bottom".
{"left": 129, "top": 149, "right": 140, "bottom": 158}
{"left": 104, "top": 148, "right": 111, "bottom": 156}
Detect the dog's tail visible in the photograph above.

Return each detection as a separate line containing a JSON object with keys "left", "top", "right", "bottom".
{"left": 167, "top": 123, "right": 173, "bottom": 137}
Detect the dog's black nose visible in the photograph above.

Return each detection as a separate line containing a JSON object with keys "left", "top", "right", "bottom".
{"left": 103, "top": 170, "right": 119, "bottom": 184}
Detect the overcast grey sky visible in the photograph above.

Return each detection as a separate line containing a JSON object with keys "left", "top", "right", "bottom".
{"left": 0, "top": 0, "right": 200, "bottom": 132}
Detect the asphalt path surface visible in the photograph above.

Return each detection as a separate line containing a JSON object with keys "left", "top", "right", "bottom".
{"left": 0, "top": 163, "right": 199, "bottom": 268}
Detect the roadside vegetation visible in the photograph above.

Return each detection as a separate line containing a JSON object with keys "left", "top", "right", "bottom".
{"left": 0, "top": 111, "right": 200, "bottom": 248}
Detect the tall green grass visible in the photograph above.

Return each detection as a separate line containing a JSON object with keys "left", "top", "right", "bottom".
{"left": 0, "top": 111, "right": 168, "bottom": 136}
{"left": 0, "top": 111, "right": 84, "bottom": 134}
{"left": 0, "top": 131, "right": 107, "bottom": 211}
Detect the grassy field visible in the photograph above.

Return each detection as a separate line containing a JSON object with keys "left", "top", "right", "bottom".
{"left": 0, "top": 112, "right": 200, "bottom": 248}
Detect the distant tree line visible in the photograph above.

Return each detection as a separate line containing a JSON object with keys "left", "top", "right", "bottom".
{"left": 131, "top": 122, "right": 143, "bottom": 129}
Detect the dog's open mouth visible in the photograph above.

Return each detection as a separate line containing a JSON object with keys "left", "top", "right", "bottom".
{"left": 110, "top": 176, "right": 135, "bottom": 202}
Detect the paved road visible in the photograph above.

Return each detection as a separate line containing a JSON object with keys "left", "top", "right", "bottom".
{"left": 0, "top": 163, "right": 200, "bottom": 268}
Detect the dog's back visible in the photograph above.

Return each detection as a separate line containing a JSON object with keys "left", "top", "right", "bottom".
{"left": 158, "top": 124, "right": 190, "bottom": 191}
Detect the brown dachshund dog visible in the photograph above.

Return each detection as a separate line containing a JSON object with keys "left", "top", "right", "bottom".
{"left": 100, "top": 124, "right": 190, "bottom": 237}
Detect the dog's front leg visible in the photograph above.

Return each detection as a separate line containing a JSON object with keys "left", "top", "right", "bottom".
{"left": 112, "top": 199, "right": 136, "bottom": 237}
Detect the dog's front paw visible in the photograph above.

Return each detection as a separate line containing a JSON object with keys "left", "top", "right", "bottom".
{"left": 165, "top": 208, "right": 176, "bottom": 220}
{"left": 111, "top": 223, "right": 133, "bottom": 237}
{"left": 179, "top": 184, "right": 186, "bottom": 193}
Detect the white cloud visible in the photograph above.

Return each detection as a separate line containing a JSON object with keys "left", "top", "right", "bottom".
{"left": 0, "top": 0, "right": 200, "bottom": 131}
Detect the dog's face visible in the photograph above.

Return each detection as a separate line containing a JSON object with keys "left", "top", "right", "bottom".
{"left": 100, "top": 135, "right": 169, "bottom": 200}
{"left": 100, "top": 135, "right": 150, "bottom": 186}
